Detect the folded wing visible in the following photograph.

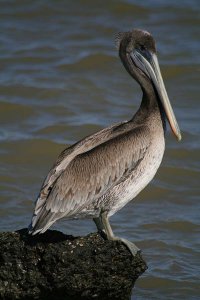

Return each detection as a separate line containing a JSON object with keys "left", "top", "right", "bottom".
{"left": 29, "top": 125, "right": 150, "bottom": 234}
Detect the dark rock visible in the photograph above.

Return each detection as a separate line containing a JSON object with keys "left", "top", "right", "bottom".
{"left": 0, "top": 229, "right": 147, "bottom": 300}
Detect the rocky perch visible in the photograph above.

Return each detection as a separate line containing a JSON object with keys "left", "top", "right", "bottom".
{"left": 0, "top": 229, "right": 147, "bottom": 300}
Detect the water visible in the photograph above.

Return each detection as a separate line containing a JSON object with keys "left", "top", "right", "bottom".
{"left": 0, "top": 1, "right": 199, "bottom": 299}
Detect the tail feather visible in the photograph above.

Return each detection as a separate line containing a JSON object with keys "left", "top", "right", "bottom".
{"left": 28, "top": 207, "right": 65, "bottom": 235}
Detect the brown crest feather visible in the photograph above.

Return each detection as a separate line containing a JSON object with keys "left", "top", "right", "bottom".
{"left": 115, "top": 32, "right": 125, "bottom": 50}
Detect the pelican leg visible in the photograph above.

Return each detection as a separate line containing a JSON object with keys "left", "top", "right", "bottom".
{"left": 93, "top": 211, "right": 140, "bottom": 256}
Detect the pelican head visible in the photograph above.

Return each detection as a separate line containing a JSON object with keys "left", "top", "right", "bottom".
{"left": 116, "top": 29, "right": 181, "bottom": 141}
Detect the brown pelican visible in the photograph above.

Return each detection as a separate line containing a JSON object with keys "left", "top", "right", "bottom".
{"left": 29, "top": 29, "right": 181, "bottom": 255}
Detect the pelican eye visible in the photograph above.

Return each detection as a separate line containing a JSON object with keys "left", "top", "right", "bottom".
{"left": 139, "top": 45, "right": 146, "bottom": 51}
{"left": 136, "top": 44, "right": 151, "bottom": 61}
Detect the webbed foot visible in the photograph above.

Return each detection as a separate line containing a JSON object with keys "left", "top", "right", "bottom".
{"left": 115, "top": 237, "right": 140, "bottom": 256}
{"left": 93, "top": 212, "right": 140, "bottom": 256}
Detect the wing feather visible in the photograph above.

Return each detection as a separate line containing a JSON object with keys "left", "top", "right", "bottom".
{"left": 29, "top": 125, "right": 150, "bottom": 234}
{"left": 33, "top": 121, "right": 129, "bottom": 216}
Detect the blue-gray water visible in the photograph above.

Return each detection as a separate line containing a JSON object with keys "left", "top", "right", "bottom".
{"left": 0, "top": 1, "right": 199, "bottom": 299}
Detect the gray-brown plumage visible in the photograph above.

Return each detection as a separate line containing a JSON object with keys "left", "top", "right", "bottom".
{"left": 29, "top": 29, "right": 181, "bottom": 255}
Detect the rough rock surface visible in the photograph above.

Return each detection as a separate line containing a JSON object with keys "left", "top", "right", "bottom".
{"left": 0, "top": 228, "right": 147, "bottom": 300}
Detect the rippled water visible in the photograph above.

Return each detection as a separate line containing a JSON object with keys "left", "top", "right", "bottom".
{"left": 0, "top": 1, "right": 199, "bottom": 299}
